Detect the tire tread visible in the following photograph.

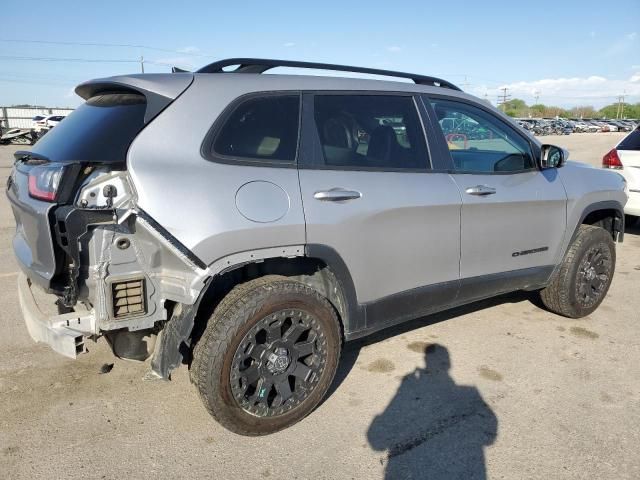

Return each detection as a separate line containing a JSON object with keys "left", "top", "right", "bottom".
{"left": 190, "top": 275, "right": 340, "bottom": 436}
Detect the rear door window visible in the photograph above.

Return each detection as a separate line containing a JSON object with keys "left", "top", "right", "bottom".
{"left": 618, "top": 128, "right": 640, "bottom": 150}
{"left": 313, "top": 95, "right": 429, "bottom": 170}
{"left": 212, "top": 95, "right": 300, "bottom": 163}
{"left": 31, "top": 93, "right": 147, "bottom": 163}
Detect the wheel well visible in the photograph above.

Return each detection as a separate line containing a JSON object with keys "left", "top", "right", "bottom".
{"left": 582, "top": 208, "right": 623, "bottom": 240}
{"left": 191, "top": 257, "right": 348, "bottom": 348}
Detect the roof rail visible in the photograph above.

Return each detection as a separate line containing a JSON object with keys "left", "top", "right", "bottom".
{"left": 196, "top": 58, "right": 462, "bottom": 91}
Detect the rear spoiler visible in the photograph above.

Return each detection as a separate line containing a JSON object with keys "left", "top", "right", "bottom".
{"left": 75, "top": 73, "right": 194, "bottom": 123}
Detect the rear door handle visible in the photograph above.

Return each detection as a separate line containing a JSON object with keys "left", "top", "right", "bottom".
{"left": 313, "top": 188, "right": 362, "bottom": 201}
{"left": 465, "top": 185, "right": 497, "bottom": 196}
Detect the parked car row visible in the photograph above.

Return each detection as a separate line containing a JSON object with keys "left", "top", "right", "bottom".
{"left": 516, "top": 118, "right": 638, "bottom": 136}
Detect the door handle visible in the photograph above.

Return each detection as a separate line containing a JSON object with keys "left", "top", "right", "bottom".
{"left": 313, "top": 188, "right": 362, "bottom": 201}
{"left": 465, "top": 185, "right": 497, "bottom": 196}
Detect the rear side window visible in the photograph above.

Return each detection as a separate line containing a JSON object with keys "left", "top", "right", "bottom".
{"left": 212, "top": 95, "right": 300, "bottom": 163}
{"left": 31, "top": 93, "right": 146, "bottom": 163}
{"left": 618, "top": 127, "right": 640, "bottom": 150}
{"left": 313, "top": 95, "right": 429, "bottom": 170}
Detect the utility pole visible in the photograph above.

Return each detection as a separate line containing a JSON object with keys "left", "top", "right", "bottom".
{"left": 497, "top": 87, "right": 511, "bottom": 112}
{"left": 140, "top": 56, "right": 145, "bottom": 74}
{"left": 459, "top": 75, "right": 471, "bottom": 91}
{"left": 533, "top": 90, "right": 540, "bottom": 105}
{"left": 621, "top": 91, "right": 626, "bottom": 119}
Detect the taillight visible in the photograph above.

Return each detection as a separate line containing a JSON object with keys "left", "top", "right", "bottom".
{"left": 27, "top": 164, "right": 65, "bottom": 201}
{"left": 602, "top": 149, "right": 623, "bottom": 170}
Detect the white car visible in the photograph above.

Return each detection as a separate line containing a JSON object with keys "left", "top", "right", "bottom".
{"left": 574, "top": 121, "right": 589, "bottom": 132}
{"left": 603, "top": 126, "right": 640, "bottom": 220}
{"left": 31, "top": 115, "right": 47, "bottom": 130}
{"left": 45, "top": 115, "right": 66, "bottom": 127}
{"left": 34, "top": 114, "right": 66, "bottom": 130}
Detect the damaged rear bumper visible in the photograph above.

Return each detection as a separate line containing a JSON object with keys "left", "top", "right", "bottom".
{"left": 18, "top": 272, "right": 96, "bottom": 358}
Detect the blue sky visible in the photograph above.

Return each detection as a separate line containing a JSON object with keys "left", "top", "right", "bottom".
{"left": 1, "top": 0, "right": 638, "bottom": 108}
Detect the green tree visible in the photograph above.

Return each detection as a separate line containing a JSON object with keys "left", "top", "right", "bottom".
{"left": 501, "top": 98, "right": 527, "bottom": 117}
{"left": 599, "top": 102, "right": 640, "bottom": 119}
{"left": 530, "top": 104, "right": 545, "bottom": 117}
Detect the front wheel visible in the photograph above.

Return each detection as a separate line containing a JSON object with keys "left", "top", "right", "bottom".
{"left": 539, "top": 225, "right": 615, "bottom": 318}
{"left": 190, "top": 276, "right": 341, "bottom": 436}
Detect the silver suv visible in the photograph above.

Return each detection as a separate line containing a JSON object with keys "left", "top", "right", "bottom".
{"left": 7, "top": 59, "right": 627, "bottom": 435}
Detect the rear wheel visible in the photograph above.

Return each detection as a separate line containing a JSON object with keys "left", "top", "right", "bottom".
{"left": 191, "top": 276, "right": 341, "bottom": 436}
{"left": 539, "top": 225, "right": 615, "bottom": 318}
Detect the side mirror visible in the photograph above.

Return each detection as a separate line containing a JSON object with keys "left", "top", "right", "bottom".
{"left": 539, "top": 144, "right": 566, "bottom": 169}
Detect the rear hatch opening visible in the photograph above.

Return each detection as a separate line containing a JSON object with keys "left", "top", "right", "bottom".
{"left": 7, "top": 73, "right": 194, "bottom": 296}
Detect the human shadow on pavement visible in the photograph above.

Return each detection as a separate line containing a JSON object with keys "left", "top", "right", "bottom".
{"left": 367, "top": 344, "right": 497, "bottom": 480}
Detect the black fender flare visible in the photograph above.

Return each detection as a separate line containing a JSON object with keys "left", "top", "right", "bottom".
{"left": 149, "top": 277, "right": 212, "bottom": 380}
{"left": 570, "top": 200, "right": 625, "bottom": 244}
{"left": 547, "top": 200, "right": 626, "bottom": 284}
{"left": 304, "top": 244, "right": 364, "bottom": 335}
{"left": 149, "top": 245, "right": 363, "bottom": 379}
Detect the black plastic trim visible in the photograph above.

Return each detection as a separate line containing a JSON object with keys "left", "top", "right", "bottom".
{"left": 196, "top": 58, "right": 462, "bottom": 91}
{"left": 53, "top": 206, "right": 116, "bottom": 305}
{"left": 346, "top": 265, "right": 555, "bottom": 341}
{"left": 150, "top": 277, "right": 212, "bottom": 379}
{"left": 305, "top": 244, "right": 364, "bottom": 333}
{"left": 136, "top": 209, "right": 207, "bottom": 269}
{"left": 364, "top": 279, "right": 460, "bottom": 329}
{"left": 306, "top": 243, "right": 555, "bottom": 340}
{"left": 457, "top": 265, "right": 554, "bottom": 303}
{"left": 572, "top": 200, "right": 625, "bottom": 244}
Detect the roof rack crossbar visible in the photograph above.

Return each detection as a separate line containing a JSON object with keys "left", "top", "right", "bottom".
{"left": 196, "top": 58, "right": 462, "bottom": 91}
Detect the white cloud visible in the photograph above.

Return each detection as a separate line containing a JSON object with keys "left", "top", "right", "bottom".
{"left": 386, "top": 46, "right": 402, "bottom": 52}
{"left": 633, "top": 65, "right": 640, "bottom": 70}
{"left": 283, "top": 42, "right": 296, "bottom": 47}
{"left": 626, "top": 32, "right": 637, "bottom": 40}
{"left": 470, "top": 75, "right": 640, "bottom": 108}
{"left": 178, "top": 46, "right": 200, "bottom": 54}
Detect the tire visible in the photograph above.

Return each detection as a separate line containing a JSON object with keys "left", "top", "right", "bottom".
{"left": 625, "top": 215, "right": 638, "bottom": 228}
{"left": 539, "top": 225, "right": 615, "bottom": 318}
{"left": 190, "top": 275, "right": 341, "bottom": 436}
